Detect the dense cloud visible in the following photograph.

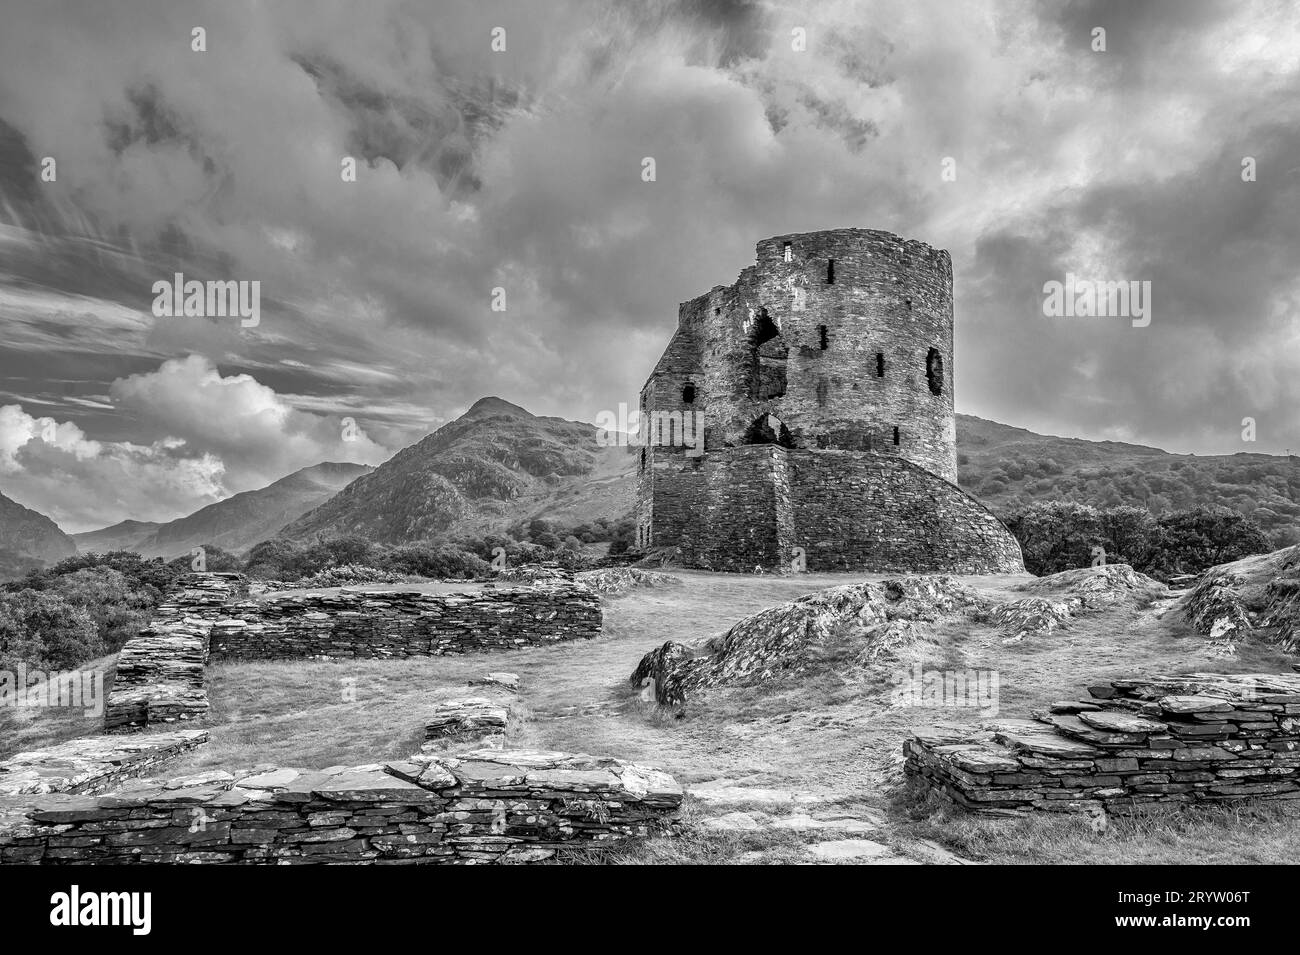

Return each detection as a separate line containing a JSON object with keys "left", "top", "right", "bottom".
{"left": 0, "top": 0, "right": 1296, "bottom": 530}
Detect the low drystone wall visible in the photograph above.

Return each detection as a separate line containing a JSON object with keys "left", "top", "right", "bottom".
{"left": 209, "top": 583, "right": 602, "bottom": 660}
{"left": 105, "top": 573, "right": 602, "bottom": 730}
{"left": 905, "top": 672, "right": 1300, "bottom": 815}
{"left": 0, "top": 750, "right": 682, "bottom": 864}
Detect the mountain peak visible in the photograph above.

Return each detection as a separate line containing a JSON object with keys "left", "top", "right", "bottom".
{"left": 463, "top": 396, "right": 534, "bottom": 419}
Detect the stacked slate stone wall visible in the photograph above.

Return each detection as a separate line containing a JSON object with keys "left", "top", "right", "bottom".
{"left": 209, "top": 583, "right": 602, "bottom": 660}
{"left": 789, "top": 451, "right": 1023, "bottom": 573}
{"left": 0, "top": 751, "right": 682, "bottom": 865}
{"left": 905, "top": 672, "right": 1300, "bottom": 815}
{"left": 104, "top": 573, "right": 247, "bottom": 730}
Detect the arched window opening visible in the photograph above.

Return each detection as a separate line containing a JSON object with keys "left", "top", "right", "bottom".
{"left": 751, "top": 308, "right": 780, "bottom": 346}
{"left": 925, "top": 347, "right": 944, "bottom": 396}
{"left": 681, "top": 382, "right": 696, "bottom": 404}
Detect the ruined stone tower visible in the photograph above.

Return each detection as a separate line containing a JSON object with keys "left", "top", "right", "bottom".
{"left": 634, "top": 227, "right": 1024, "bottom": 573}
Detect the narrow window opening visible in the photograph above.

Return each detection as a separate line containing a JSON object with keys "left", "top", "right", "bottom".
{"left": 925, "top": 347, "right": 944, "bottom": 396}
{"left": 826, "top": 259, "right": 835, "bottom": 284}
{"left": 640, "top": 448, "right": 646, "bottom": 472}
{"left": 905, "top": 298, "right": 912, "bottom": 310}
{"left": 681, "top": 382, "right": 696, "bottom": 404}
{"left": 818, "top": 325, "right": 828, "bottom": 350}
{"left": 714, "top": 307, "right": 721, "bottom": 315}
{"left": 876, "top": 352, "right": 885, "bottom": 377}
{"left": 782, "top": 241, "right": 792, "bottom": 262}
{"left": 892, "top": 426, "right": 900, "bottom": 446}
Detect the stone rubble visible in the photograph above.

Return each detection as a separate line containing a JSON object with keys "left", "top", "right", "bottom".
{"left": 422, "top": 698, "right": 512, "bottom": 752}
{"left": 906, "top": 672, "right": 1300, "bottom": 815}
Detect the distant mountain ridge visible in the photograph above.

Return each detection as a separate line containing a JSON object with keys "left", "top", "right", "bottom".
{"left": 73, "top": 462, "right": 373, "bottom": 558}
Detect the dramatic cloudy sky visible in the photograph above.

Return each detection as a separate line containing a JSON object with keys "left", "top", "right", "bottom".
{"left": 0, "top": 0, "right": 1297, "bottom": 531}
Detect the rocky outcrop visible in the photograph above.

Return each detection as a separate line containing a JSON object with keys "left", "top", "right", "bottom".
{"left": 576, "top": 567, "right": 682, "bottom": 597}
{"left": 1184, "top": 546, "right": 1300, "bottom": 652}
{"left": 0, "top": 750, "right": 682, "bottom": 864}
{"left": 906, "top": 672, "right": 1300, "bottom": 815}
{"left": 632, "top": 575, "right": 989, "bottom": 704}
{"left": 993, "top": 564, "right": 1167, "bottom": 642}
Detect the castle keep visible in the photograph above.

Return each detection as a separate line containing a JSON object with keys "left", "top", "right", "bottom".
{"left": 635, "top": 228, "right": 1024, "bottom": 573}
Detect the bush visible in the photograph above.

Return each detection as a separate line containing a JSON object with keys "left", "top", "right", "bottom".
{"left": 0, "top": 589, "right": 101, "bottom": 671}
{"left": 1002, "top": 500, "right": 1272, "bottom": 579}
{"left": 1153, "top": 506, "right": 1270, "bottom": 576}
{"left": 1001, "top": 501, "right": 1104, "bottom": 575}
{"left": 48, "top": 566, "right": 156, "bottom": 653}
{"left": 382, "top": 542, "right": 489, "bottom": 579}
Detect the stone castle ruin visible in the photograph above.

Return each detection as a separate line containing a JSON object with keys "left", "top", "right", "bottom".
{"left": 635, "top": 228, "right": 1024, "bottom": 573}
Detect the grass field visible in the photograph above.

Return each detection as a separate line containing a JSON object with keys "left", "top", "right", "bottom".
{"left": 6, "top": 568, "right": 1300, "bottom": 864}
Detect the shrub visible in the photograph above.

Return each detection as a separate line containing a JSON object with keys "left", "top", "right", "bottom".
{"left": 0, "top": 589, "right": 101, "bottom": 671}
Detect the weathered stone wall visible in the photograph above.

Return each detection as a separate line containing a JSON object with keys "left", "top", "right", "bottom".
{"left": 789, "top": 450, "right": 1023, "bottom": 573}
{"left": 0, "top": 751, "right": 682, "bottom": 865}
{"left": 663, "top": 445, "right": 1022, "bottom": 573}
{"left": 104, "top": 573, "right": 247, "bottom": 730}
{"left": 209, "top": 583, "right": 602, "bottom": 660}
{"left": 637, "top": 228, "right": 1018, "bottom": 572}
{"left": 905, "top": 673, "right": 1300, "bottom": 815}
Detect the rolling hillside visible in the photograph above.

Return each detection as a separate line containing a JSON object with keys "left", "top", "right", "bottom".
{"left": 280, "top": 397, "right": 634, "bottom": 545}
{"left": 955, "top": 415, "right": 1300, "bottom": 546}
